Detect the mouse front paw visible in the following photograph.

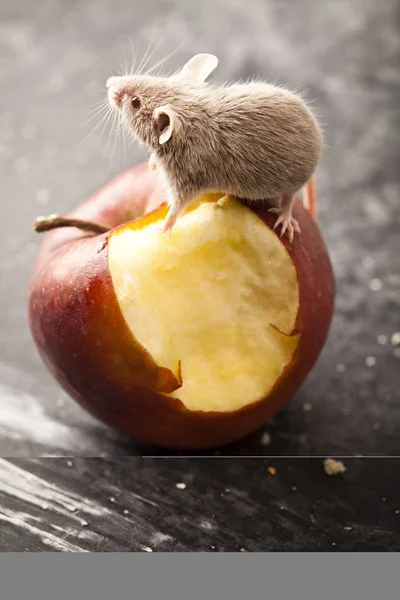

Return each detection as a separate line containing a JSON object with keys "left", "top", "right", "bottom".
{"left": 268, "top": 207, "right": 301, "bottom": 243}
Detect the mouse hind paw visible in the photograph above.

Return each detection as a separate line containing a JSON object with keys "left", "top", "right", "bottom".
{"left": 268, "top": 193, "right": 301, "bottom": 243}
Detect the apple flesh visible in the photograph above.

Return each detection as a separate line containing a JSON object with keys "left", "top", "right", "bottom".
{"left": 29, "top": 164, "right": 334, "bottom": 449}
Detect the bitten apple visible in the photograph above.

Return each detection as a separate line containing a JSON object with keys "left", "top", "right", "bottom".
{"left": 29, "top": 163, "right": 334, "bottom": 449}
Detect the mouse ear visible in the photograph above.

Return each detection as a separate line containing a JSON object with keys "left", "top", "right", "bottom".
{"left": 154, "top": 105, "right": 180, "bottom": 145}
{"left": 177, "top": 53, "right": 218, "bottom": 83}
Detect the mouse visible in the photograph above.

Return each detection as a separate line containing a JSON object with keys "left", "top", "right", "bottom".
{"left": 106, "top": 53, "right": 323, "bottom": 241}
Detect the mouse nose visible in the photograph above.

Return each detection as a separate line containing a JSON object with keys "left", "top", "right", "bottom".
{"left": 106, "top": 76, "right": 119, "bottom": 89}
{"left": 107, "top": 78, "right": 127, "bottom": 108}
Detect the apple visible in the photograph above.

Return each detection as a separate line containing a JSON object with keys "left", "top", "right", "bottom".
{"left": 29, "top": 163, "right": 334, "bottom": 449}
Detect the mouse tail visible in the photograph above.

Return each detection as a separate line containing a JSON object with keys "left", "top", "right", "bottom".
{"left": 302, "top": 176, "right": 316, "bottom": 219}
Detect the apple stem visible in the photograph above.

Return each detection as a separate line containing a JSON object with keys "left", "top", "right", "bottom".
{"left": 34, "top": 215, "right": 110, "bottom": 235}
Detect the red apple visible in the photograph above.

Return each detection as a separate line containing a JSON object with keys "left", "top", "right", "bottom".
{"left": 29, "top": 163, "right": 334, "bottom": 449}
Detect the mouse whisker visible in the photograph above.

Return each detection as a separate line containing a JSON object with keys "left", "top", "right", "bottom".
{"left": 144, "top": 42, "right": 183, "bottom": 78}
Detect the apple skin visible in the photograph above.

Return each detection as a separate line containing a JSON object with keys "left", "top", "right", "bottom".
{"left": 29, "top": 163, "right": 335, "bottom": 449}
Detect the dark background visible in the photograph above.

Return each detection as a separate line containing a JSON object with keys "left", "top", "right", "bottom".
{"left": 0, "top": 0, "right": 399, "bottom": 551}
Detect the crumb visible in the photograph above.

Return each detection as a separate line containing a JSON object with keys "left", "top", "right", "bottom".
{"left": 336, "top": 364, "right": 346, "bottom": 373}
{"left": 391, "top": 332, "right": 400, "bottom": 346}
{"left": 267, "top": 466, "right": 276, "bottom": 476}
{"left": 395, "top": 510, "right": 399, "bottom": 515}
{"left": 123, "top": 509, "right": 129, "bottom": 515}
{"left": 323, "top": 458, "right": 346, "bottom": 476}
{"left": 303, "top": 402, "right": 312, "bottom": 412}
{"left": 67, "top": 460, "right": 73, "bottom": 467}
{"left": 42, "top": 503, "right": 49, "bottom": 510}
{"left": 260, "top": 432, "right": 271, "bottom": 446}
{"left": 240, "top": 548, "right": 245, "bottom": 552}
{"left": 343, "top": 526, "right": 352, "bottom": 531}
{"left": 365, "top": 356, "right": 376, "bottom": 367}
{"left": 81, "top": 520, "right": 88, "bottom": 527}
{"left": 109, "top": 497, "right": 116, "bottom": 503}
{"left": 377, "top": 334, "right": 388, "bottom": 345}
{"left": 143, "top": 546, "right": 153, "bottom": 552}
{"left": 368, "top": 278, "right": 383, "bottom": 291}
{"left": 175, "top": 482, "right": 186, "bottom": 490}
{"left": 332, "top": 542, "right": 336, "bottom": 546}
{"left": 292, "top": 486, "right": 297, "bottom": 492}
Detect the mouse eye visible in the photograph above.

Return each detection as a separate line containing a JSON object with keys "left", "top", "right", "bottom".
{"left": 131, "top": 96, "right": 141, "bottom": 110}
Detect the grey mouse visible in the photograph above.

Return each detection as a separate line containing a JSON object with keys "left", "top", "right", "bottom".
{"left": 107, "top": 53, "right": 322, "bottom": 241}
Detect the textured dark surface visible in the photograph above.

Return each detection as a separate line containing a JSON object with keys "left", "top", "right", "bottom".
{"left": 0, "top": 457, "right": 399, "bottom": 552}
{"left": 0, "top": 0, "right": 399, "bottom": 553}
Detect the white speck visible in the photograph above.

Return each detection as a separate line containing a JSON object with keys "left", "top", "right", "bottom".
{"left": 14, "top": 156, "right": 30, "bottom": 172}
{"left": 42, "top": 503, "right": 49, "bottom": 510}
{"left": 361, "top": 256, "right": 375, "bottom": 269}
{"left": 240, "top": 548, "right": 245, "bottom": 552}
{"left": 323, "top": 458, "right": 346, "bottom": 476}
{"left": 81, "top": 520, "right": 88, "bottom": 527}
{"left": 343, "top": 526, "right": 353, "bottom": 531}
{"left": 36, "top": 188, "right": 51, "bottom": 205}
{"left": 200, "top": 520, "right": 214, "bottom": 530}
{"left": 67, "top": 460, "right": 73, "bottom": 467}
{"left": 260, "top": 432, "right": 271, "bottom": 445}
{"left": 365, "top": 356, "right": 376, "bottom": 367}
{"left": 394, "top": 348, "right": 400, "bottom": 358}
{"left": 377, "top": 334, "right": 388, "bottom": 345}
{"left": 395, "top": 510, "right": 399, "bottom": 515}
{"left": 68, "top": 506, "right": 77, "bottom": 512}
{"left": 368, "top": 278, "right": 383, "bottom": 291}
{"left": 175, "top": 482, "right": 186, "bottom": 490}
{"left": 303, "top": 402, "right": 312, "bottom": 412}
{"left": 225, "top": 488, "right": 230, "bottom": 493}
{"left": 123, "top": 509, "right": 129, "bottom": 515}
{"left": 143, "top": 546, "right": 153, "bottom": 552}
{"left": 150, "top": 532, "right": 173, "bottom": 546}
{"left": 332, "top": 542, "right": 336, "bottom": 546}
{"left": 211, "top": 545, "right": 215, "bottom": 549}
{"left": 109, "top": 497, "right": 115, "bottom": 503}
{"left": 21, "top": 124, "right": 36, "bottom": 140}
{"left": 391, "top": 332, "right": 400, "bottom": 346}
{"left": 336, "top": 363, "right": 346, "bottom": 373}
{"left": 292, "top": 486, "right": 297, "bottom": 491}
{"left": 372, "top": 422, "right": 381, "bottom": 431}
{"left": 44, "top": 142, "right": 58, "bottom": 157}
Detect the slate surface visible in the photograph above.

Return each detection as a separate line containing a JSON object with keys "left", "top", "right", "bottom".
{"left": 0, "top": 457, "right": 399, "bottom": 552}
{"left": 0, "top": 0, "right": 399, "bottom": 551}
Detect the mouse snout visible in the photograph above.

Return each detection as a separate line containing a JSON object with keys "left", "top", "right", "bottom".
{"left": 107, "top": 77, "right": 127, "bottom": 108}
